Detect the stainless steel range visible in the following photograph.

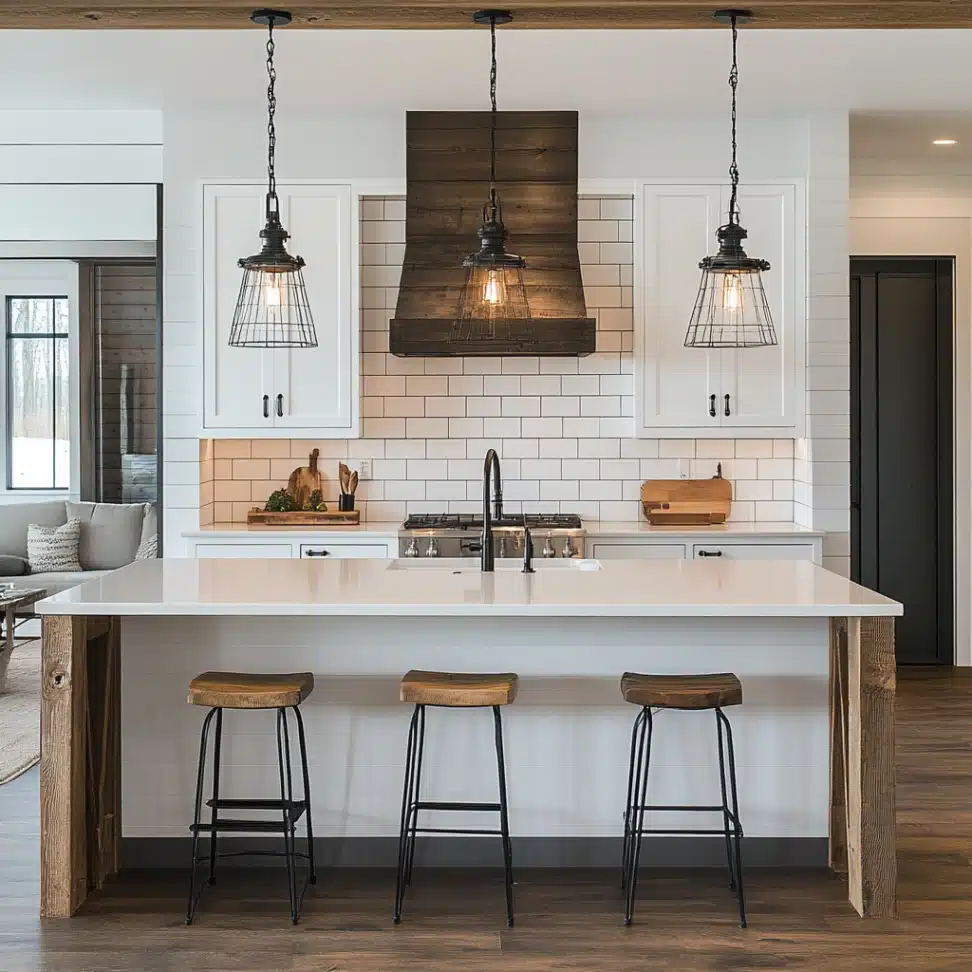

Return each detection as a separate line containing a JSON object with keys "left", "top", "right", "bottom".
{"left": 399, "top": 513, "right": 586, "bottom": 560}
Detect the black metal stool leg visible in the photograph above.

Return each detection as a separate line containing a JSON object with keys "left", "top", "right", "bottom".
{"left": 393, "top": 704, "right": 421, "bottom": 923}
{"left": 621, "top": 706, "right": 647, "bottom": 891}
{"left": 208, "top": 708, "right": 223, "bottom": 887}
{"left": 715, "top": 708, "right": 736, "bottom": 892}
{"left": 276, "top": 707, "right": 299, "bottom": 924}
{"left": 185, "top": 706, "right": 218, "bottom": 925}
{"left": 624, "top": 706, "right": 652, "bottom": 926}
{"left": 492, "top": 705, "right": 515, "bottom": 928}
{"left": 292, "top": 705, "right": 316, "bottom": 886}
{"left": 404, "top": 703, "right": 426, "bottom": 888}
{"left": 721, "top": 710, "right": 747, "bottom": 928}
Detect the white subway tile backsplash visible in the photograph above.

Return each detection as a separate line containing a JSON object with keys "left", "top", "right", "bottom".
{"left": 426, "top": 439, "right": 466, "bottom": 459}
{"left": 502, "top": 357, "right": 540, "bottom": 375}
{"left": 502, "top": 397, "right": 542, "bottom": 417}
{"left": 426, "top": 480, "right": 467, "bottom": 501}
{"left": 484, "top": 375, "right": 521, "bottom": 396}
{"left": 467, "top": 396, "right": 502, "bottom": 417}
{"left": 540, "top": 438, "right": 578, "bottom": 459}
{"left": 384, "top": 397, "right": 425, "bottom": 418}
{"left": 581, "top": 480, "right": 622, "bottom": 501}
{"left": 448, "top": 375, "right": 484, "bottom": 397}
{"left": 521, "top": 417, "right": 563, "bottom": 438}
{"left": 448, "top": 417, "right": 485, "bottom": 439}
{"left": 385, "top": 439, "right": 427, "bottom": 459}
{"left": 640, "top": 459, "right": 681, "bottom": 479}
{"left": 406, "top": 417, "right": 450, "bottom": 438}
{"left": 561, "top": 374, "right": 599, "bottom": 396}
{"left": 581, "top": 395, "right": 620, "bottom": 417}
{"left": 600, "top": 459, "right": 640, "bottom": 480}
{"left": 423, "top": 358, "right": 464, "bottom": 375}
{"left": 502, "top": 438, "right": 538, "bottom": 459}
{"left": 484, "top": 417, "right": 521, "bottom": 438}
{"left": 542, "top": 397, "right": 581, "bottom": 417}
{"left": 406, "top": 376, "right": 449, "bottom": 396}
{"left": 541, "top": 479, "right": 580, "bottom": 501}
{"left": 520, "top": 375, "right": 563, "bottom": 397}
{"left": 426, "top": 397, "right": 466, "bottom": 417}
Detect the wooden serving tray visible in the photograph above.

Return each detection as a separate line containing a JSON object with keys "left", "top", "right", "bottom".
{"left": 647, "top": 510, "right": 727, "bottom": 526}
{"left": 246, "top": 509, "right": 361, "bottom": 526}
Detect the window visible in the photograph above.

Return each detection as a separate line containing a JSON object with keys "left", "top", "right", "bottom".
{"left": 5, "top": 296, "right": 70, "bottom": 490}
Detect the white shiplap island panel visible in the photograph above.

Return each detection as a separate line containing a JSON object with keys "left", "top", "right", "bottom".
{"left": 35, "top": 559, "right": 900, "bottom": 922}
{"left": 37, "top": 557, "right": 900, "bottom": 618}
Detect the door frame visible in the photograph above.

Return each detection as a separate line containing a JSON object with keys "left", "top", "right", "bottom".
{"left": 850, "top": 256, "right": 954, "bottom": 664}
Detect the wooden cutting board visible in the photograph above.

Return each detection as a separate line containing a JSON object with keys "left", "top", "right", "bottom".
{"left": 247, "top": 509, "right": 361, "bottom": 526}
{"left": 640, "top": 476, "right": 733, "bottom": 525}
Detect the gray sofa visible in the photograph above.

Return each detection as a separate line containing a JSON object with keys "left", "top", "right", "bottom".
{"left": 0, "top": 500, "right": 157, "bottom": 596}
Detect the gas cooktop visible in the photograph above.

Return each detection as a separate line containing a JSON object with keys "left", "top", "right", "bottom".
{"left": 402, "top": 513, "right": 583, "bottom": 531}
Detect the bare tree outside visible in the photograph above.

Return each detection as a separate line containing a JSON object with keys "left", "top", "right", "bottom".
{"left": 6, "top": 296, "right": 69, "bottom": 489}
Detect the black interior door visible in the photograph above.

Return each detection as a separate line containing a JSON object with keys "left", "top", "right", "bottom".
{"left": 850, "top": 258, "right": 953, "bottom": 664}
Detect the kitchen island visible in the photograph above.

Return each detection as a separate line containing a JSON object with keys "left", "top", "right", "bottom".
{"left": 35, "top": 557, "right": 901, "bottom": 919}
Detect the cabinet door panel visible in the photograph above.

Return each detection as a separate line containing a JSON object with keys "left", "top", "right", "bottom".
{"left": 719, "top": 183, "right": 804, "bottom": 431}
{"left": 692, "top": 543, "right": 815, "bottom": 561}
{"left": 203, "top": 187, "right": 273, "bottom": 429}
{"left": 274, "top": 185, "right": 356, "bottom": 434}
{"left": 637, "top": 186, "right": 722, "bottom": 432}
{"left": 590, "top": 541, "right": 687, "bottom": 560}
{"left": 193, "top": 543, "right": 292, "bottom": 558}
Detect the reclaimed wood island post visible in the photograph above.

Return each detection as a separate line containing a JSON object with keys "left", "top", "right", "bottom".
{"left": 36, "top": 557, "right": 901, "bottom": 919}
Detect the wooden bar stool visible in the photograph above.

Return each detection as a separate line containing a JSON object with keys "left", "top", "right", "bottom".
{"left": 619, "top": 672, "right": 747, "bottom": 928}
{"left": 184, "top": 671, "right": 316, "bottom": 925}
{"left": 393, "top": 670, "right": 518, "bottom": 927}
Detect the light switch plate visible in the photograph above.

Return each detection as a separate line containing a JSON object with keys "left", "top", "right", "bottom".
{"left": 358, "top": 459, "right": 372, "bottom": 481}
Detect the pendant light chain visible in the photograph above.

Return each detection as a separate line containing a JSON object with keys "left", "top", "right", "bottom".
{"left": 265, "top": 16, "right": 278, "bottom": 216}
{"left": 488, "top": 13, "right": 499, "bottom": 218}
{"left": 727, "top": 13, "right": 740, "bottom": 225}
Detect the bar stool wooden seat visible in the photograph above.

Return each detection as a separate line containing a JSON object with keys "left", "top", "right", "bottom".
{"left": 620, "top": 671, "right": 747, "bottom": 928}
{"left": 394, "top": 669, "right": 518, "bottom": 927}
{"left": 184, "top": 671, "right": 316, "bottom": 926}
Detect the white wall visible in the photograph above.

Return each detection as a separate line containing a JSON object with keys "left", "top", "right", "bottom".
{"left": 162, "top": 107, "right": 850, "bottom": 556}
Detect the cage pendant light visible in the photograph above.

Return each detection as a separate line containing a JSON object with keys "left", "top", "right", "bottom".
{"left": 453, "top": 10, "right": 531, "bottom": 341}
{"left": 684, "top": 10, "right": 777, "bottom": 350}
{"left": 229, "top": 9, "right": 317, "bottom": 349}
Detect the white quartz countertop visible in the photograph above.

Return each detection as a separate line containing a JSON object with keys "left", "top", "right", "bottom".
{"left": 184, "top": 520, "right": 823, "bottom": 540}
{"left": 36, "top": 557, "right": 902, "bottom": 619}
{"left": 583, "top": 520, "right": 824, "bottom": 537}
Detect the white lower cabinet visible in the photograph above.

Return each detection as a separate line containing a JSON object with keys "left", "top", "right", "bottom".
{"left": 189, "top": 538, "right": 394, "bottom": 559}
{"left": 692, "top": 543, "right": 817, "bottom": 562}
{"left": 590, "top": 541, "right": 687, "bottom": 560}
{"left": 193, "top": 543, "right": 292, "bottom": 558}
{"left": 300, "top": 542, "right": 392, "bottom": 559}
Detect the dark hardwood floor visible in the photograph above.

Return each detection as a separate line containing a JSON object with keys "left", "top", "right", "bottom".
{"left": 1, "top": 668, "right": 970, "bottom": 971}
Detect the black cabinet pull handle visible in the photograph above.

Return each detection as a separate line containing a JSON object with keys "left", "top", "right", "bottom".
{"left": 724, "top": 393, "right": 731, "bottom": 417}
{"left": 304, "top": 549, "right": 330, "bottom": 557}
{"left": 263, "top": 394, "right": 269, "bottom": 418}
{"left": 709, "top": 393, "right": 716, "bottom": 418}
{"left": 276, "top": 393, "right": 284, "bottom": 418}
{"left": 698, "top": 549, "right": 723, "bottom": 558}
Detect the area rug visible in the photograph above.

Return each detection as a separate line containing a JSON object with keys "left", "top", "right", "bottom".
{"left": 0, "top": 639, "right": 40, "bottom": 784}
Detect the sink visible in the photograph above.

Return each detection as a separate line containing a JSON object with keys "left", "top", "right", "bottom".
{"left": 389, "top": 558, "right": 601, "bottom": 572}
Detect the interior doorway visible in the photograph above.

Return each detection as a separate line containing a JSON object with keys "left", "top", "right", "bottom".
{"left": 850, "top": 257, "right": 954, "bottom": 664}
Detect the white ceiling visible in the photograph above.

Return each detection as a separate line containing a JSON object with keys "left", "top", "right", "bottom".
{"left": 2, "top": 29, "right": 972, "bottom": 112}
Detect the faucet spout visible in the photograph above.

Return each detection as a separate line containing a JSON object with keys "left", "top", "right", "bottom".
{"left": 482, "top": 449, "right": 502, "bottom": 572}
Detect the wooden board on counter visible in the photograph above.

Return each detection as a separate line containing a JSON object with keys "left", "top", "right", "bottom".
{"left": 246, "top": 509, "right": 360, "bottom": 526}
{"left": 641, "top": 477, "right": 732, "bottom": 525}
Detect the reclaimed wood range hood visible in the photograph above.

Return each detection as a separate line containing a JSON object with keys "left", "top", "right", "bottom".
{"left": 390, "top": 110, "right": 596, "bottom": 357}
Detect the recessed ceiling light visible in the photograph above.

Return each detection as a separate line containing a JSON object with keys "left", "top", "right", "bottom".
{"left": 933, "top": 138, "right": 958, "bottom": 146}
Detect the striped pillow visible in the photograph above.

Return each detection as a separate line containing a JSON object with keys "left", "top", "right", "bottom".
{"left": 27, "top": 517, "right": 83, "bottom": 573}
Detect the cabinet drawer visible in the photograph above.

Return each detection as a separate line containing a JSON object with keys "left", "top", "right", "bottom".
{"left": 193, "top": 543, "right": 292, "bottom": 558}
{"left": 590, "top": 541, "right": 687, "bottom": 560}
{"left": 300, "top": 542, "right": 391, "bottom": 559}
{"left": 692, "top": 543, "right": 816, "bottom": 561}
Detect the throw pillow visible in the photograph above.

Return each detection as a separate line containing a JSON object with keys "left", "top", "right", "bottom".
{"left": 65, "top": 501, "right": 145, "bottom": 570}
{"left": 0, "top": 555, "right": 30, "bottom": 577}
{"left": 27, "top": 518, "right": 83, "bottom": 573}
{"left": 135, "top": 534, "right": 158, "bottom": 560}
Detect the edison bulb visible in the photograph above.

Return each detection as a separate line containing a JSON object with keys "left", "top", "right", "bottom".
{"left": 721, "top": 272, "right": 743, "bottom": 311}
{"left": 483, "top": 269, "right": 505, "bottom": 306}
{"left": 265, "top": 273, "right": 282, "bottom": 307}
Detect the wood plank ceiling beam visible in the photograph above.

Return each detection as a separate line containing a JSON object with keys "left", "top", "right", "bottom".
{"left": 5, "top": 2, "right": 972, "bottom": 29}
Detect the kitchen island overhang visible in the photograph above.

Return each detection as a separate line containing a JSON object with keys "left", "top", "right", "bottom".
{"left": 35, "top": 558, "right": 902, "bottom": 921}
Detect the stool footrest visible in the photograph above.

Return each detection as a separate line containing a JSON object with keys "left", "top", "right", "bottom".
{"left": 634, "top": 827, "right": 742, "bottom": 837}
{"left": 206, "top": 797, "right": 306, "bottom": 815}
{"left": 407, "top": 826, "right": 504, "bottom": 836}
{"left": 413, "top": 800, "right": 501, "bottom": 813}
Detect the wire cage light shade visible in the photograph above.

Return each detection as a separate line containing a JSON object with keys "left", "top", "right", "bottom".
{"left": 684, "top": 221, "right": 776, "bottom": 349}
{"left": 231, "top": 8, "right": 317, "bottom": 349}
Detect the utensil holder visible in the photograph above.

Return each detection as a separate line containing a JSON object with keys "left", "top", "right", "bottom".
{"left": 338, "top": 494, "right": 355, "bottom": 512}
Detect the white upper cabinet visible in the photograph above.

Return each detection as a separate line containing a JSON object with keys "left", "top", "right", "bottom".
{"left": 202, "top": 183, "right": 359, "bottom": 437}
{"left": 635, "top": 181, "right": 806, "bottom": 438}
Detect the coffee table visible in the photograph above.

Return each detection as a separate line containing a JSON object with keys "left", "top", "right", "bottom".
{"left": 0, "top": 586, "right": 47, "bottom": 693}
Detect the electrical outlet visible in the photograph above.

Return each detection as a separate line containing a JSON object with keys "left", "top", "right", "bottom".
{"left": 358, "top": 459, "right": 372, "bottom": 481}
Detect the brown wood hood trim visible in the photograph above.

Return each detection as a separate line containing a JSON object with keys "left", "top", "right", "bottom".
{"left": 393, "top": 109, "right": 593, "bottom": 358}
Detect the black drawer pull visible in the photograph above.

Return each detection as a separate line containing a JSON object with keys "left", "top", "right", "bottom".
{"left": 724, "top": 393, "right": 731, "bottom": 417}
{"left": 263, "top": 394, "right": 269, "bottom": 418}
{"left": 276, "top": 393, "right": 284, "bottom": 418}
{"left": 709, "top": 393, "right": 717, "bottom": 418}
{"left": 303, "top": 549, "right": 330, "bottom": 557}
{"left": 698, "top": 549, "right": 723, "bottom": 558}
